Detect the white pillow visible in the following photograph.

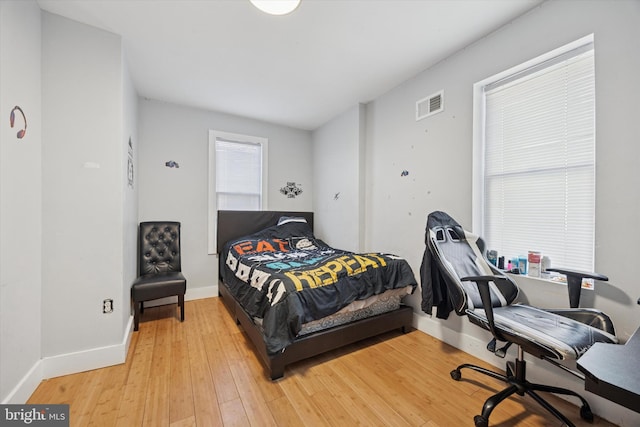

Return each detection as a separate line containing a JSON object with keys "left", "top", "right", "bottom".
{"left": 277, "top": 216, "right": 308, "bottom": 226}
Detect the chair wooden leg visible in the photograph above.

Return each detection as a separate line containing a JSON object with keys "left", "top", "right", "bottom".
{"left": 179, "top": 294, "right": 185, "bottom": 322}
{"left": 134, "top": 302, "right": 140, "bottom": 331}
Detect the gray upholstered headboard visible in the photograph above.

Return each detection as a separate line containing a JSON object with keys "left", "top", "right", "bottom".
{"left": 216, "top": 210, "right": 314, "bottom": 254}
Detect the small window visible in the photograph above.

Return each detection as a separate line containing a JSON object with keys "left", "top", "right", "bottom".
{"left": 208, "top": 130, "right": 268, "bottom": 254}
{"left": 473, "top": 36, "right": 595, "bottom": 272}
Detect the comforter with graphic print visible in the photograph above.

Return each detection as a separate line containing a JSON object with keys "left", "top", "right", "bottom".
{"left": 220, "top": 219, "right": 417, "bottom": 354}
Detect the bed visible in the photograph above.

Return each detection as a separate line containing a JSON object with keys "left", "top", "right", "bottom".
{"left": 217, "top": 210, "right": 416, "bottom": 380}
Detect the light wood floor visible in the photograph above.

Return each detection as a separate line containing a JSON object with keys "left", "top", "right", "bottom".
{"left": 28, "top": 298, "right": 618, "bottom": 426}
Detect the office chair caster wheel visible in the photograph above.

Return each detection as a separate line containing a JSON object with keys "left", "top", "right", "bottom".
{"left": 580, "top": 405, "right": 594, "bottom": 422}
{"left": 474, "top": 415, "right": 488, "bottom": 427}
{"left": 450, "top": 369, "right": 461, "bottom": 381}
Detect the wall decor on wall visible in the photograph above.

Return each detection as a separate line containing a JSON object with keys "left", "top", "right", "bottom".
{"left": 9, "top": 105, "right": 27, "bottom": 139}
{"left": 280, "top": 182, "right": 303, "bottom": 198}
{"left": 165, "top": 160, "right": 180, "bottom": 168}
{"left": 127, "top": 137, "right": 134, "bottom": 188}
{"left": 400, "top": 170, "right": 409, "bottom": 177}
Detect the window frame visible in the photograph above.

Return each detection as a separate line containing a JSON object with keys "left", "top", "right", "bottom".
{"left": 472, "top": 34, "right": 595, "bottom": 272}
{"left": 208, "top": 130, "right": 268, "bottom": 254}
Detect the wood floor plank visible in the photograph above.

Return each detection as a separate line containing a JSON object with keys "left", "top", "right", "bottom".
{"left": 314, "top": 362, "right": 390, "bottom": 427}
{"left": 202, "top": 331, "right": 239, "bottom": 404}
{"left": 86, "top": 385, "right": 123, "bottom": 427}
{"left": 228, "top": 323, "right": 284, "bottom": 404}
{"left": 189, "top": 361, "right": 224, "bottom": 427}
{"left": 115, "top": 327, "right": 155, "bottom": 427}
{"left": 184, "top": 299, "right": 206, "bottom": 340}
{"left": 135, "top": 306, "right": 160, "bottom": 349}
{"left": 68, "top": 369, "right": 107, "bottom": 426}
{"left": 324, "top": 357, "right": 411, "bottom": 427}
{"left": 343, "top": 349, "right": 430, "bottom": 426}
{"left": 27, "top": 374, "right": 79, "bottom": 406}
{"left": 389, "top": 338, "right": 477, "bottom": 409}
{"left": 193, "top": 298, "right": 216, "bottom": 336}
{"left": 141, "top": 374, "right": 170, "bottom": 427}
{"left": 150, "top": 318, "right": 173, "bottom": 378}
{"left": 169, "top": 341, "right": 195, "bottom": 423}
{"left": 308, "top": 385, "right": 361, "bottom": 426}
{"left": 169, "top": 415, "right": 196, "bottom": 427}
{"left": 371, "top": 335, "right": 477, "bottom": 425}
{"left": 115, "top": 381, "right": 147, "bottom": 426}
{"left": 227, "top": 359, "right": 278, "bottom": 426}
{"left": 185, "top": 316, "right": 226, "bottom": 426}
{"left": 219, "top": 397, "right": 250, "bottom": 427}
{"left": 277, "top": 376, "right": 330, "bottom": 427}
{"left": 287, "top": 358, "right": 328, "bottom": 397}
{"left": 25, "top": 298, "right": 619, "bottom": 427}
{"left": 266, "top": 394, "right": 305, "bottom": 426}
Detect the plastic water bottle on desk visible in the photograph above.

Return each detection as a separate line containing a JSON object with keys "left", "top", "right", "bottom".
{"left": 517, "top": 256, "right": 528, "bottom": 275}
{"left": 541, "top": 256, "right": 551, "bottom": 277}
{"left": 527, "top": 251, "right": 542, "bottom": 277}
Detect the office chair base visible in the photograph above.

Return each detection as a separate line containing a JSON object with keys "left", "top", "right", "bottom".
{"left": 451, "top": 359, "right": 593, "bottom": 427}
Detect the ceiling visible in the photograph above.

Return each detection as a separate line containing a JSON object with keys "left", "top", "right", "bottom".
{"left": 37, "top": 0, "right": 543, "bottom": 131}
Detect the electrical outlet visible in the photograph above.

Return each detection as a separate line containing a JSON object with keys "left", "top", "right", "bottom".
{"left": 103, "top": 299, "right": 113, "bottom": 313}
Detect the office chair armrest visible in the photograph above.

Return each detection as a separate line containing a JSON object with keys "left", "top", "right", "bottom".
{"left": 461, "top": 275, "right": 509, "bottom": 343}
{"left": 545, "top": 268, "right": 609, "bottom": 308}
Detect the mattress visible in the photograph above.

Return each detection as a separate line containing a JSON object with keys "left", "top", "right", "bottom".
{"left": 298, "top": 286, "right": 413, "bottom": 336}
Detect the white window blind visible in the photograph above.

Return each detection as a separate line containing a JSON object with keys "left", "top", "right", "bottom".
{"left": 215, "top": 138, "right": 263, "bottom": 210}
{"left": 208, "top": 130, "right": 267, "bottom": 254}
{"left": 481, "top": 42, "right": 595, "bottom": 271}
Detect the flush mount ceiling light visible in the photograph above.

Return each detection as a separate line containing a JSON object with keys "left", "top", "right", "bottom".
{"left": 250, "top": 0, "right": 301, "bottom": 16}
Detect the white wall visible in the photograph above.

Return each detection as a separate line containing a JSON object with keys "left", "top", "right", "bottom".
{"left": 312, "top": 104, "right": 365, "bottom": 251}
{"left": 122, "top": 56, "right": 139, "bottom": 336}
{"left": 0, "top": 0, "right": 42, "bottom": 403}
{"left": 41, "top": 12, "right": 133, "bottom": 366}
{"left": 138, "top": 99, "right": 313, "bottom": 293}
{"left": 360, "top": 0, "right": 640, "bottom": 425}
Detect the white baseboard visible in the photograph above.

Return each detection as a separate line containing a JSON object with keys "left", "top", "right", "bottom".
{"left": 413, "top": 313, "right": 504, "bottom": 370}
{"left": 39, "top": 287, "right": 218, "bottom": 382}
{"left": 141, "top": 284, "right": 218, "bottom": 308}
{"left": 42, "top": 315, "right": 134, "bottom": 380}
{"left": 38, "top": 286, "right": 218, "bottom": 380}
{"left": 186, "top": 284, "right": 218, "bottom": 301}
{"left": 1, "top": 360, "right": 44, "bottom": 404}
{"left": 1, "top": 316, "right": 134, "bottom": 404}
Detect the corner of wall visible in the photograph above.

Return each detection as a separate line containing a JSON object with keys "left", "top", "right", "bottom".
{"left": 0, "top": 0, "right": 43, "bottom": 404}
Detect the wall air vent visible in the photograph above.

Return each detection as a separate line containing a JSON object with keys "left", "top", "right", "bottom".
{"left": 416, "top": 90, "right": 444, "bottom": 121}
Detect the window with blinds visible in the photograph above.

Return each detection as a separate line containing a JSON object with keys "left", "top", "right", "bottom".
{"left": 475, "top": 38, "right": 595, "bottom": 272}
{"left": 208, "top": 130, "right": 268, "bottom": 254}
{"left": 215, "top": 138, "right": 263, "bottom": 210}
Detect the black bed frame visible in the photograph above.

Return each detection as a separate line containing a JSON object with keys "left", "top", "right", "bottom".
{"left": 216, "top": 210, "right": 414, "bottom": 380}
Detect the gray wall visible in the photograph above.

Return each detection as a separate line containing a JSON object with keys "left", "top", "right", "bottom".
{"left": 138, "top": 99, "right": 313, "bottom": 292}
{"left": 358, "top": 1, "right": 640, "bottom": 424}
{"left": 312, "top": 104, "right": 365, "bottom": 252}
{"left": 42, "top": 12, "right": 125, "bottom": 356}
{"left": 1, "top": 5, "right": 138, "bottom": 402}
{"left": 122, "top": 57, "right": 139, "bottom": 339}
{"left": 0, "top": 0, "right": 42, "bottom": 403}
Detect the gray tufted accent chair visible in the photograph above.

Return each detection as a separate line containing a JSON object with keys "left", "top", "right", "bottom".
{"left": 131, "top": 221, "right": 186, "bottom": 331}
